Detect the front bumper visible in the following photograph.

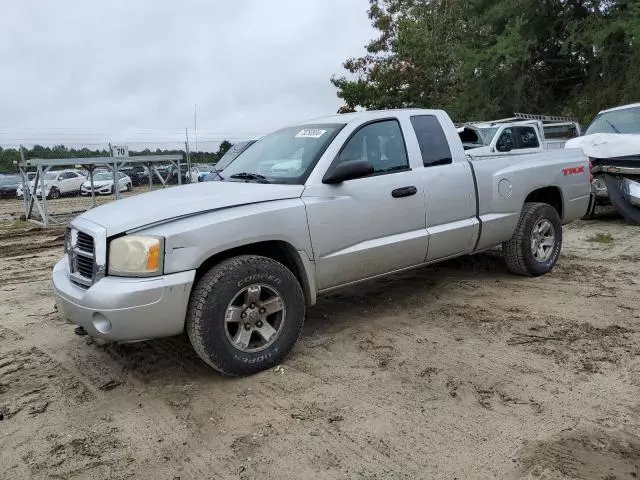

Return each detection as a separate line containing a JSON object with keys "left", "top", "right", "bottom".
{"left": 620, "top": 177, "right": 640, "bottom": 207}
{"left": 81, "top": 186, "right": 112, "bottom": 195}
{"left": 52, "top": 256, "right": 196, "bottom": 342}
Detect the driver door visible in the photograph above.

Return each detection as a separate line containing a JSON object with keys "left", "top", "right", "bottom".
{"left": 303, "top": 119, "right": 427, "bottom": 290}
{"left": 58, "top": 172, "right": 77, "bottom": 193}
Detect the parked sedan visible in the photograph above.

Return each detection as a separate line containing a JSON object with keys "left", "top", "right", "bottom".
{"left": 120, "top": 166, "right": 150, "bottom": 186}
{"left": 17, "top": 169, "right": 86, "bottom": 199}
{"left": 0, "top": 175, "right": 22, "bottom": 198}
{"left": 80, "top": 172, "right": 132, "bottom": 196}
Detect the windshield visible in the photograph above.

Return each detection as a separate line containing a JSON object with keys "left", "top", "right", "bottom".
{"left": 476, "top": 127, "right": 500, "bottom": 144}
{"left": 0, "top": 175, "right": 20, "bottom": 185}
{"left": 586, "top": 106, "right": 640, "bottom": 135}
{"left": 215, "top": 141, "right": 254, "bottom": 170}
{"left": 92, "top": 173, "right": 112, "bottom": 181}
{"left": 222, "top": 124, "right": 345, "bottom": 184}
{"left": 44, "top": 172, "right": 58, "bottom": 181}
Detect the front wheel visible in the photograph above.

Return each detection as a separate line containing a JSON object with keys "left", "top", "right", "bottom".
{"left": 126, "top": 182, "right": 132, "bottom": 192}
{"left": 503, "top": 202, "right": 562, "bottom": 276}
{"left": 186, "top": 255, "right": 305, "bottom": 376}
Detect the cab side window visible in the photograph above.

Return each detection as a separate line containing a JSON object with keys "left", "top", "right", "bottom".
{"left": 515, "top": 126, "right": 540, "bottom": 149}
{"left": 496, "top": 128, "right": 514, "bottom": 152}
{"left": 410, "top": 115, "right": 453, "bottom": 167}
{"left": 338, "top": 120, "right": 409, "bottom": 174}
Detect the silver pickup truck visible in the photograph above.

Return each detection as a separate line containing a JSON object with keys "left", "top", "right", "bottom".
{"left": 53, "top": 109, "right": 591, "bottom": 375}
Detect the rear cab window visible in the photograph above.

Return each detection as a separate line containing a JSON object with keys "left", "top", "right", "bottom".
{"left": 410, "top": 115, "right": 453, "bottom": 167}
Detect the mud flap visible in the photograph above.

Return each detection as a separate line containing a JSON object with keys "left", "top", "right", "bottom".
{"left": 604, "top": 174, "right": 640, "bottom": 225}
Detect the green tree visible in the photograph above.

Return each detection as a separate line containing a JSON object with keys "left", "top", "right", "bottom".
{"left": 215, "top": 140, "right": 233, "bottom": 161}
{"left": 331, "top": 0, "right": 471, "bottom": 116}
{"left": 332, "top": 0, "right": 640, "bottom": 124}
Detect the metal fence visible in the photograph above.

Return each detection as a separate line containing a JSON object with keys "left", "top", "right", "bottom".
{"left": 17, "top": 153, "right": 189, "bottom": 227}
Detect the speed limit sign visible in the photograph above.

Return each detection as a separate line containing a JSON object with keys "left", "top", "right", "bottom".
{"left": 111, "top": 145, "right": 129, "bottom": 157}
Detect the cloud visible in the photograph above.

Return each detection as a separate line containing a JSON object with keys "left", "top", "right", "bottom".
{"left": 0, "top": 0, "right": 374, "bottom": 150}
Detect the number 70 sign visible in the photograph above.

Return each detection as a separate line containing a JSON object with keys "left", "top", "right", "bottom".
{"left": 111, "top": 145, "right": 129, "bottom": 157}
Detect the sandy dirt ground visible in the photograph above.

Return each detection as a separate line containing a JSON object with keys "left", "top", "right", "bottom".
{"left": 0, "top": 200, "right": 639, "bottom": 480}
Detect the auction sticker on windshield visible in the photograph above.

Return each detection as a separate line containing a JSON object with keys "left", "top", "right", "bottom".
{"left": 295, "top": 129, "right": 326, "bottom": 138}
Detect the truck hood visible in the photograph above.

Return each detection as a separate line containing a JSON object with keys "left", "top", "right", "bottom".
{"left": 77, "top": 181, "right": 305, "bottom": 236}
{"left": 565, "top": 133, "right": 640, "bottom": 159}
{"left": 82, "top": 180, "right": 114, "bottom": 187}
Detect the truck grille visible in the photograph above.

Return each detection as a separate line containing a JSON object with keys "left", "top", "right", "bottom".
{"left": 68, "top": 228, "right": 96, "bottom": 287}
{"left": 75, "top": 254, "right": 95, "bottom": 279}
{"left": 76, "top": 231, "right": 94, "bottom": 253}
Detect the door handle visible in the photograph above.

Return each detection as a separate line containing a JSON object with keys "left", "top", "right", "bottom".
{"left": 391, "top": 186, "right": 417, "bottom": 198}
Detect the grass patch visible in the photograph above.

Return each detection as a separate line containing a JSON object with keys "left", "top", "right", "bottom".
{"left": 587, "top": 232, "right": 614, "bottom": 244}
{"left": 0, "top": 220, "right": 29, "bottom": 230}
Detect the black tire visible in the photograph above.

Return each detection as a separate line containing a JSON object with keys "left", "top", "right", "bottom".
{"left": 604, "top": 174, "right": 640, "bottom": 225}
{"left": 126, "top": 182, "right": 132, "bottom": 192}
{"left": 186, "top": 255, "right": 305, "bottom": 376}
{"left": 582, "top": 195, "right": 597, "bottom": 219}
{"left": 48, "top": 187, "right": 60, "bottom": 200}
{"left": 503, "top": 202, "right": 562, "bottom": 277}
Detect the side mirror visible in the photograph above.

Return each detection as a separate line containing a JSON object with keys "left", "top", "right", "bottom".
{"left": 323, "top": 160, "right": 374, "bottom": 184}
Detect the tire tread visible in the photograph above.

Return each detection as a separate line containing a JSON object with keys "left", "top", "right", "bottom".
{"left": 503, "top": 202, "right": 551, "bottom": 276}
{"left": 186, "top": 255, "right": 304, "bottom": 376}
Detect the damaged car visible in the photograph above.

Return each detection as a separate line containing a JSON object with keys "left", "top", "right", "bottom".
{"left": 565, "top": 102, "right": 640, "bottom": 223}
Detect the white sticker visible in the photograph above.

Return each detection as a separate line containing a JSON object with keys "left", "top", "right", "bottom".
{"left": 295, "top": 128, "right": 326, "bottom": 139}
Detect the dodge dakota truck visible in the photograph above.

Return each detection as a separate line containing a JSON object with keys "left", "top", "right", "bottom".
{"left": 53, "top": 109, "right": 591, "bottom": 375}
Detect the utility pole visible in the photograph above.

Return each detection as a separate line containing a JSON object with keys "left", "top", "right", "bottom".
{"left": 194, "top": 104, "right": 198, "bottom": 152}
{"left": 185, "top": 128, "right": 192, "bottom": 182}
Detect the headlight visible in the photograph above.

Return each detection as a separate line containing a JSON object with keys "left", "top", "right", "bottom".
{"left": 108, "top": 235, "right": 164, "bottom": 276}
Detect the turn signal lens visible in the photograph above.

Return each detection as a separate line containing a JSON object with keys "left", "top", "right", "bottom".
{"left": 146, "top": 243, "right": 160, "bottom": 271}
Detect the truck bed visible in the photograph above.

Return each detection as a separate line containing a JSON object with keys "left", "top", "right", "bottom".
{"left": 468, "top": 148, "right": 591, "bottom": 251}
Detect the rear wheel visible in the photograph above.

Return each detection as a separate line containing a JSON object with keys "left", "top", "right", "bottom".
{"left": 48, "top": 187, "right": 60, "bottom": 200}
{"left": 503, "top": 202, "right": 562, "bottom": 276}
{"left": 126, "top": 182, "right": 132, "bottom": 192}
{"left": 186, "top": 255, "right": 305, "bottom": 376}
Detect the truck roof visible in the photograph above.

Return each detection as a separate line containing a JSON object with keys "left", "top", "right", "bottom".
{"left": 298, "top": 108, "right": 444, "bottom": 125}
{"left": 600, "top": 102, "right": 640, "bottom": 114}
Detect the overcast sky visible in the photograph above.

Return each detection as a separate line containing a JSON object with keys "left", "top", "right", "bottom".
{"left": 0, "top": 0, "right": 374, "bottom": 151}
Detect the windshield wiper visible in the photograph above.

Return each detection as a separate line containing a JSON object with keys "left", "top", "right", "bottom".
{"left": 605, "top": 119, "right": 621, "bottom": 134}
{"left": 210, "top": 166, "right": 224, "bottom": 180}
{"left": 229, "top": 172, "right": 270, "bottom": 184}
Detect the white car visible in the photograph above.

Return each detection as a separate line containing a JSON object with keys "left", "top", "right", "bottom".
{"left": 17, "top": 169, "right": 86, "bottom": 199}
{"left": 80, "top": 172, "right": 132, "bottom": 196}
{"left": 565, "top": 102, "right": 640, "bottom": 222}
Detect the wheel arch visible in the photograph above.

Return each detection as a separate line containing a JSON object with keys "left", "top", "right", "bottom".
{"left": 524, "top": 186, "right": 564, "bottom": 220}
{"left": 195, "top": 241, "right": 316, "bottom": 306}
